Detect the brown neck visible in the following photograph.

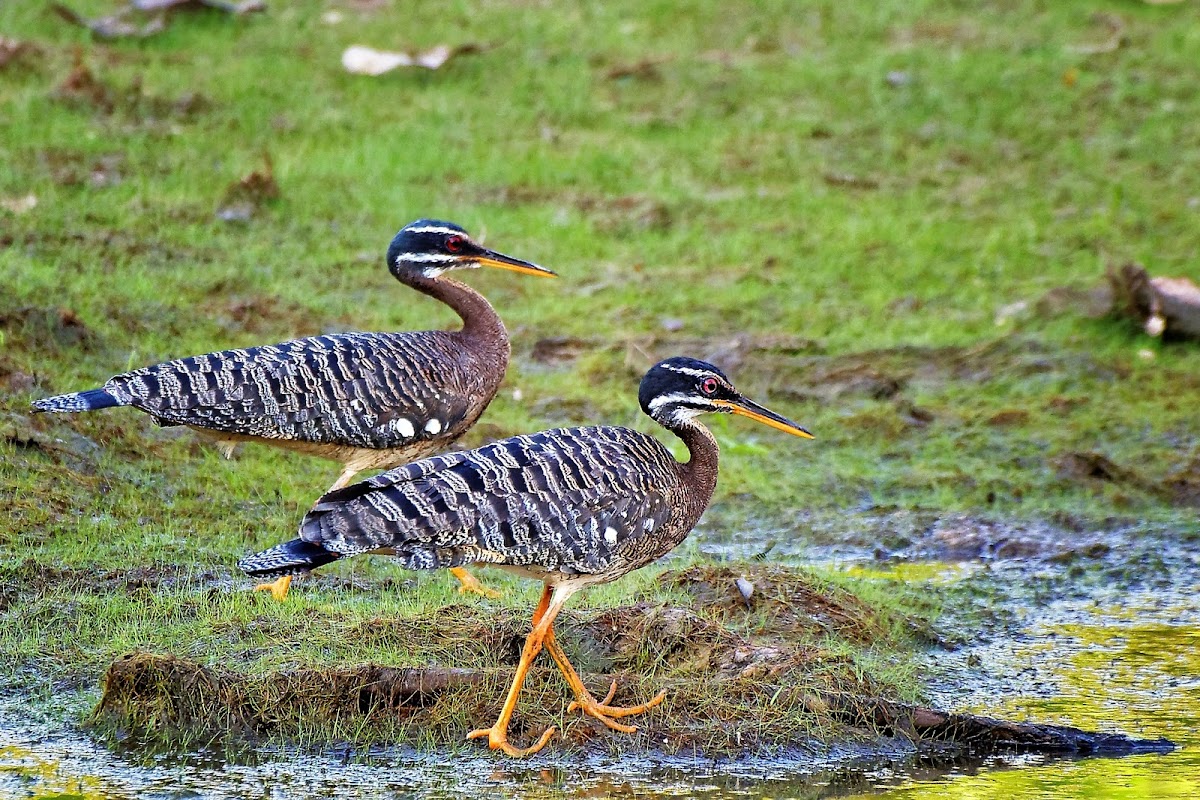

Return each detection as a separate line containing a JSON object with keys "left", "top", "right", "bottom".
{"left": 672, "top": 420, "right": 720, "bottom": 526}
{"left": 401, "top": 272, "right": 511, "bottom": 366}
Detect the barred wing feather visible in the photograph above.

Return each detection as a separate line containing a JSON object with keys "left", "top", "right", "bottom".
{"left": 102, "top": 332, "right": 473, "bottom": 448}
{"left": 300, "top": 426, "right": 680, "bottom": 577}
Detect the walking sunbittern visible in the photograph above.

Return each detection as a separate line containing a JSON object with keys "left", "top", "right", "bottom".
{"left": 32, "top": 219, "right": 555, "bottom": 600}
{"left": 238, "top": 356, "right": 813, "bottom": 755}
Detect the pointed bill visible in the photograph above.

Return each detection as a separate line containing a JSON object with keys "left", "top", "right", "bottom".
{"left": 714, "top": 397, "right": 814, "bottom": 439}
{"left": 475, "top": 249, "right": 557, "bottom": 278}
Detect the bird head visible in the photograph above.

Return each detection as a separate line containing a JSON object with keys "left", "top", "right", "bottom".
{"left": 638, "top": 357, "right": 813, "bottom": 438}
{"left": 386, "top": 219, "right": 556, "bottom": 281}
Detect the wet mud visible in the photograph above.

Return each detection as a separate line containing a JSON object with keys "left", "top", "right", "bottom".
{"left": 91, "top": 563, "right": 1172, "bottom": 759}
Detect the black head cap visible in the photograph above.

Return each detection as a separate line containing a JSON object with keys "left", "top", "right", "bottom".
{"left": 638, "top": 356, "right": 813, "bottom": 438}
{"left": 385, "top": 219, "right": 555, "bottom": 280}
{"left": 638, "top": 357, "right": 735, "bottom": 423}
{"left": 386, "top": 219, "right": 470, "bottom": 277}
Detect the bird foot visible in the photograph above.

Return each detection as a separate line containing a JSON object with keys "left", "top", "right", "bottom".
{"left": 466, "top": 724, "right": 556, "bottom": 757}
{"left": 450, "top": 568, "right": 502, "bottom": 599}
{"left": 253, "top": 575, "right": 293, "bottom": 601}
{"left": 566, "top": 679, "right": 667, "bottom": 733}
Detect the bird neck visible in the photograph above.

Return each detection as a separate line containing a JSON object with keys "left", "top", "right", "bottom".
{"left": 671, "top": 419, "right": 720, "bottom": 520}
{"left": 402, "top": 273, "right": 511, "bottom": 362}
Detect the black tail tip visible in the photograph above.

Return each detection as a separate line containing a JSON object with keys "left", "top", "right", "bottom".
{"left": 32, "top": 388, "right": 121, "bottom": 413}
{"left": 238, "top": 538, "right": 339, "bottom": 579}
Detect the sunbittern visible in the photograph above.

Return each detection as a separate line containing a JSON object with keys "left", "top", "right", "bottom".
{"left": 32, "top": 219, "right": 554, "bottom": 600}
{"left": 238, "top": 356, "right": 812, "bottom": 755}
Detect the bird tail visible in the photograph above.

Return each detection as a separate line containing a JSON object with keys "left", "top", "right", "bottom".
{"left": 32, "top": 388, "right": 123, "bottom": 413}
{"left": 237, "top": 538, "right": 340, "bottom": 579}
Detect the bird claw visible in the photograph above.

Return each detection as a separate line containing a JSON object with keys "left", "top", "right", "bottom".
{"left": 451, "top": 568, "right": 502, "bottom": 599}
{"left": 253, "top": 575, "right": 292, "bottom": 602}
{"left": 467, "top": 724, "right": 556, "bottom": 757}
{"left": 566, "top": 680, "right": 666, "bottom": 733}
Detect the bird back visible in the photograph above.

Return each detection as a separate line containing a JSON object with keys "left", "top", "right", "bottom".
{"left": 301, "top": 426, "right": 684, "bottom": 578}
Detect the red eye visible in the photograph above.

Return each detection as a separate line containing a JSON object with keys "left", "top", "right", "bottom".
{"left": 701, "top": 377, "right": 719, "bottom": 395}
{"left": 445, "top": 235, "right": 464, "bottom": 253}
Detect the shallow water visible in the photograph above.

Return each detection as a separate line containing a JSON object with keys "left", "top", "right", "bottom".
{"left": 854, "top": 586, "right": 1200, "bottom": 800}
{"left": 3, "top": 554, "right": 1197, "bottom": 799}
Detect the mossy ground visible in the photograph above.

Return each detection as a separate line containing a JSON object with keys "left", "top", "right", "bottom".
{"left": 0, "top": 0, "right": 1197, "bottom": 753}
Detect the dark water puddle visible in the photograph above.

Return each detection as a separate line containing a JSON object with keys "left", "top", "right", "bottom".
{"left": 859, "top": 587, "right": 1200, "bottom": 798}
{"left": 0, "top": 717, "right": 1157, "bottom": 800}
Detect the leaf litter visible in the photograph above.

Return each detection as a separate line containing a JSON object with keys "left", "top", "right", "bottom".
{"left": 215, "top": 153, "right": 281, "bottom": 223}
{"left": 341, "top": 43, "right": 490, "bottom": 76}
{"left": 52, "top": 0, "right": 264, "bottom": 40}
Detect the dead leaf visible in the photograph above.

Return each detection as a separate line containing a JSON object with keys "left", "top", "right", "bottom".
{"left": 53, "top": 1, "right": 263, "bottom": 40}
{"left": 994, "top": 300, "right": 1029, "bottom": 326}
{"left": 1067, "top": 12, "right": 1127, "bottom": 55}
{"left": 530, "top": 337, "right": 591, "bottom": 365}
{"left": 0, "top": 37, "right": 39, "bottom": 69}
{"left": 823, "top": 172, "right": 880, "bottom": 190}
{"left": 54, "top": 52, "right": 115, "bottom": 113}
{"left": 734, "top": 577, "right": 754, "bottom": 607}
{"left": 216, "top": 153, "right": 280, "bottom": 223}
{"left": 90, "top": 154, "right": 125, "bottom": 188}
{"left": 341, "top": 43, "right": 486, "bottom": 75}
{"left": 1107, "top": 263, "right": 1200, "bottom": 339}
{"left": 575, "top": 194, "right": 672, "bottom": 232}
{"left": 604, "top": 57, "right": 670, "bottom": 81}
{"left": 986, "top": 409, "right": 1029, "bottom": 427}
{"left": 1035, "top": 285, "right": 1113, "bottom": 320}
{"left": 132, "top": 0, "right": 266, "bottom": 13}
{"left": 51, "top": 3, "right": 167, "bottom": 39}
{"left": 1, "top": 195, "right": 38, "bottom": 215}
{"left": 1055, "top": 452, "right": 1138, "bottom": 486}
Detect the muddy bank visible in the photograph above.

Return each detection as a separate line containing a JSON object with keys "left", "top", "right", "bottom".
{"left": 91, "top": 566, "right": 1170, "bottom": 758}
{"left": 95, "top": 652, "right": 1171, "bottom": 759}
{"left": 93, "top": 564, "right": 905, "bottom": 753}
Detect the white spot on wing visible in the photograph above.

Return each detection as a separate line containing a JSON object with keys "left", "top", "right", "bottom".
{"left": 604, "top": 526, "right": 618, "bottom": 545}
{"left": 424, "top": 418, "right": 442, "bottom": 435}
{"left": 392, "top": 418, "right": 415, "bottom": 438}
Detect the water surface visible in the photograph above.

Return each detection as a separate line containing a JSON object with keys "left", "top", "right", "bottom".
{"left": 3, "top": 550, "right": 1197, "bottom": 799}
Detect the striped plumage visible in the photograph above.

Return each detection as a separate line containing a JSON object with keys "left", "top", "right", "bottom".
{"left": 239, "top": 357, "right": 814, "bottom": 756}
{"left": 33, "top": 219, "right": 554, "bottom": 598}
{"left": 38, "top": 331, "right": 484, "bottom": 459}
{"left": 244, "top": 424, "right": 683, "bottom": 581}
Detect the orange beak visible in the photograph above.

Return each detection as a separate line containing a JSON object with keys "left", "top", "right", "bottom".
{"left": 713, "top": 397, "right": 814, "bottom": 439}
{"left": 475, "top": 250, "right": 557, "bottom": 278}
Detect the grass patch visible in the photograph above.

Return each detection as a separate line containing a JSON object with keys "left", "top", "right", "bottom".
{"left": 3, "top": 562, "right": 929, "bottom": 753}
{"left": 0, "top": 0, "right": 1197, "bottom": 750}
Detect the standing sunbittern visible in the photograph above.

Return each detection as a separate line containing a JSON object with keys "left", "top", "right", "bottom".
{"left": 238, "top": 356, "right": 813, "bottom": 756}
{"left": 32, "top": 219, "right": 555, "bottom": 600}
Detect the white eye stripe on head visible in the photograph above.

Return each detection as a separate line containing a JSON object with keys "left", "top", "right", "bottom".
{"left": 404, "top": 226, "right": 470, "bottom": 237}
{"left": 647, "top": 391, "right": 718, "bottom": 412}
{"left": 660, "top": 364, "right": 716, "bottom": 379}
{"left": 394, "top": 252, "right": 462, "bottom": 265}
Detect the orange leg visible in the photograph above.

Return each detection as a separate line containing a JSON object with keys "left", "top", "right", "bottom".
{"left": 253, "top": 574, "right": 293, "bottom": 601}
{"left": 449, "top": 567, "right": 502, "bottom": 599}
{"left": 543, "top": 627, "right": 666, "bottom": 733}
{"left": 468, "top": 584, "right": 574, "bottom": 757}
{"left": 327, "top": 466, "right": 359, "bottom": 493}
